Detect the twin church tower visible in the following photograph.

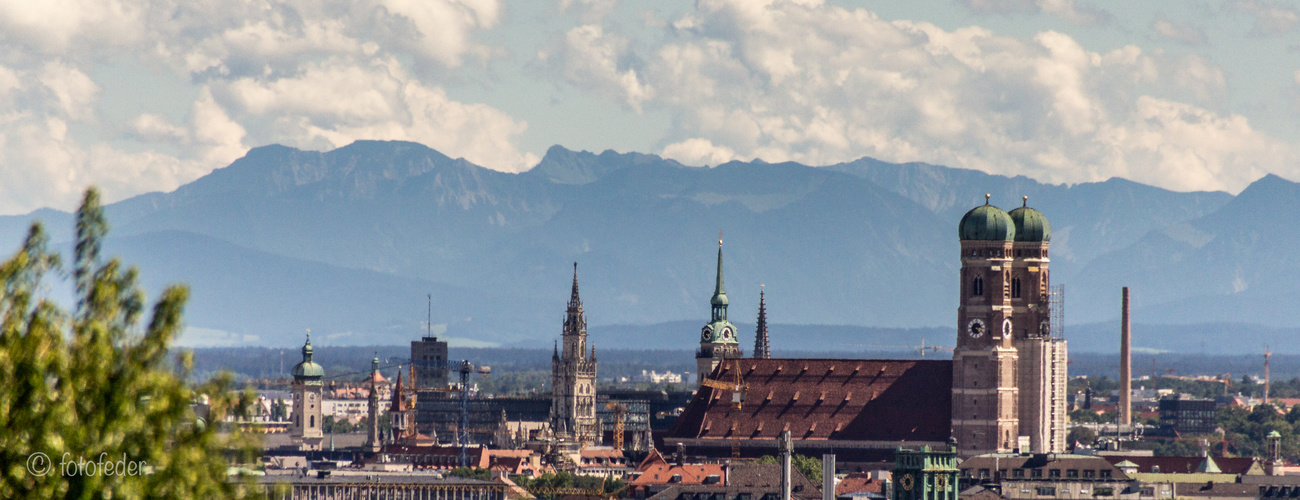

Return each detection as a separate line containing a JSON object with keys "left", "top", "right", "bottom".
{"left": 954, "top": 195, "right": 1067, "bottom": 455}
{"left": 548, "top": 195, "right": 1066, "bottom": 456}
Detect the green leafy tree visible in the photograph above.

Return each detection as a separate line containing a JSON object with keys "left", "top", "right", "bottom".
{"left": 271, "top": 398, "right": 287, "bottom": 422}
{"left": 1067, "top": 427, "right": 1097, "bottom": 446}
{"left": 0, "top": 188, "right": 263, "bottom": 498}
{"left": 447, "top": 467, "right": 492, "bottom": 481}
{"left": 755, "top": 454, "right": 822, "bottom": 484}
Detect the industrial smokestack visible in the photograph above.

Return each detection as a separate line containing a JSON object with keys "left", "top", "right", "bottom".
{"left": 1120, "top": 287, "right": 1132, "bottom": 427}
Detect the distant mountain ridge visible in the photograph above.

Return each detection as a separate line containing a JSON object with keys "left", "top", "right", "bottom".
{"left": 0, "top": 140, "right": 1294, "bottom": 353}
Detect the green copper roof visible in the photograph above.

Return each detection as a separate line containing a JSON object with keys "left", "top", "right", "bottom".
{"left": 1196, "top": 456, "right": 1222, "bottom": 473}
{"left": 1269, "top": 430, "right": 1283, "bottom": 438}
{"left": 703, "top": 233, "right": 737, "bottom": 345}
{"left": 711, "top": 238, "right": 728, "bottom": 306}
{"left": 1008, "top": 196, "right": 1051, "bottom": 242}
{"left": 292, "top": 335, "right": 325, "bottom": 379}
{"left": 959, "top": 195, "right": 1015, "bottom": 241}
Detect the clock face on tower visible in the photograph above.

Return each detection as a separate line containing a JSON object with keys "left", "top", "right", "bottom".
{"left": 967, "top": 318, "right": 986, "bottom": 338}
{"left": 1002, "top": 318, "right": 1013, "bottom": 337}
{"left": 307, "top": 393, "right": 317, "bottom": 403}
{"left": 900, "top": 473, "right": 915, "bottom": 491}
{"left": 701, "top": 326, "right": 712, "bottom": 341}
{"left": 721, "top": 327, "right": 732, "bottom": 340}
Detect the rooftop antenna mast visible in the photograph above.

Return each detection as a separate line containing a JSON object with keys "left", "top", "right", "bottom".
{"left": 427, "top": 293, "right": 433, "bottom": 339}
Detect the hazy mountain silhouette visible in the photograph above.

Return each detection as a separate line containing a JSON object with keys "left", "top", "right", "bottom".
{"left": 0, "top": 140, "right": 1292, "bottom": 353}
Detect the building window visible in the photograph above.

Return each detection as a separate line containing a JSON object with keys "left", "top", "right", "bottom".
{"left": 973, "top": 276, "right": 984, "bottom": 296}
{"left": 1100, "top": 470, "right": 1112, "bottom": 479}
{"left": 1067, "top": 470, "right": 1079, "bottom": 478}
{"left": 1013, "top": 469, "right": 1024, "bottom": 478}
{"left": 1036, "top": 487, "right": 1056, "bottom": 496}
{"left": 1049, "top": 470, "right": 1061, "bottom": 478}
{"left": 1031, "top": 469, "right": 1042, "bottom": 478}
{"left": 978, "top": 469, "right": 990, "bottom": 479}
{"left": 1011, "top": 278, "right": 1021, "bottom": 298}
{"left": 310, "top": 415, "right": 315, "bottom": 428}
{"left": 1094, "top": 488, "right": 1114, "bottom": 496}
{"left": 1083, "top": 470, "right": 1096, "bottom": 479}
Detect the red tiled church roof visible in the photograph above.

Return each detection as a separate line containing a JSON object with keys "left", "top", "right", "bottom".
{"left": 670, "top": 358, "right": 952, "bottom": 443}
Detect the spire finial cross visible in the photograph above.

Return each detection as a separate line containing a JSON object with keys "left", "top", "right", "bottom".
{"left": 718, "top": 230, "right": 723, "bottom": 248}
{"left": 1022, "top": 195, "right": 1028, "bottom": 207}
{"left": 984, "top": 193, "right": 991, "bottom": 205}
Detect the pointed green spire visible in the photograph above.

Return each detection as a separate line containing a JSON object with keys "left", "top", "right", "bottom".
{"left": 711, "top": 231, "right": 728, "bottom": 308}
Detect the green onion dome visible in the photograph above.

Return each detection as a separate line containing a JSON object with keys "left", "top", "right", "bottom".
{"left": 958, "top": 194, "right": 1016, "bottom": 241}
{"left": 292, "top": 335, "right": 325, "bottom": 379}
{"left": 1008, "top": 196, "right": 1051, "bottom": 242}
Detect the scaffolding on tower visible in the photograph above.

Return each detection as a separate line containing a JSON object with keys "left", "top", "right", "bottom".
{"left": 1049, "top": 285, "right": 1065, "bottom": 337}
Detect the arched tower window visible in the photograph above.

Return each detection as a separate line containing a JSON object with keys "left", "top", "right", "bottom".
{"left": 972, "top": 276, "right": 984, "bottom": 296}
{"left": 1012, "top": 278, "right": 1022, "bottom": 298}
{"left": 310, "top": 415, "right": 315, "bottom": 428}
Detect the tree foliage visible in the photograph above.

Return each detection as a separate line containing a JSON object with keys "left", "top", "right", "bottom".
{"left": 1066, "top": 427, "right": 1097, "bottom": 446}
{"left": 755, "top": 454, "right": 822, "bottom": 484}
{"left": 0, "top": 188, "right": 263, "bottom": 498}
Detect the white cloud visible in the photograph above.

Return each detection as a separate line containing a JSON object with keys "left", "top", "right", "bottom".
{"left": 961, "top": 0, "right": 1111, "bottom": 26}
{"left": 1229, "top": 0, "right": 1300, "bottom": 35}
{"left": 1153, "top": 18, "right": 1207, "bottom": 46}
{"left": 544, "top": 25, "right": 654, "bottom": 112}
{"left": 0, "top": 0, "right": 532, "bottom": 214}
{"left": 545, "top": 0, "right": 1294, "bottom": 193}
{"left": 662, "top": 138, "right": 736, "bottom": 166}
{"left": 213, "top": 57, "right": 536, "bottom": 171}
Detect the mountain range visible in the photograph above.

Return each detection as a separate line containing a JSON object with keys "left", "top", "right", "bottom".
{"left": 1, "top": 140, "right": 1295, "bottom": 353}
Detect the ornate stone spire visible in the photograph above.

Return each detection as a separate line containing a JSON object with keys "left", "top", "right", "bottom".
{"left": 754, "top": 285, "right": 770, "bottom": 359}
{"left": 569, "top": 262, "right": 582, "bottom": 310}
{"left": 564, "top": 262, "right": 587, "bottom": 338}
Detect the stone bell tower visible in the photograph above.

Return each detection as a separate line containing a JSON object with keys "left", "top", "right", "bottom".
{"left": 697, "top": 232, "right": 743, "bottom": 385}
{"left": 291, "top": 334, "right": 325, "bottom": 451}
{"left": 952, "top": 195, "right": 1020, "bottom": 457}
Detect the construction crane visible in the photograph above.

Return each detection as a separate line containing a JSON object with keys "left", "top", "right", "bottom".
{"left": 605, "top": 402, "right": 627, "bottom": 451}
{"left": 700, "top": 358, "right": 746, "bottom": 457}
{"left": 425, "top": 359, "right": 491, "bottom": 467}
{"left": 851, "top": 338, "right": 954, "bottom": 358}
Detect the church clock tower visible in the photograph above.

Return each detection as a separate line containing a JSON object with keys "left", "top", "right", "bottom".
{"left": 697, "top": 233, "right": 743, "bottom": 385}
{"left": 953, "top": 195, "right": 1020, "bottom": 457}
{"left": 291, "top": 334, "right": 325, "bottom": 451}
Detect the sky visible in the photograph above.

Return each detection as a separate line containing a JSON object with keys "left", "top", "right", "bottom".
{"left": 1, "top": 0, "right": 1299, "bottom": 214}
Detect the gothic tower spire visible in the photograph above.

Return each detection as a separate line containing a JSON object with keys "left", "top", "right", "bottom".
{"left": 553, "top": 262, "right": 598, "bottom": 445}
{"left": 569, "top": 262, "right": 582, "bottom": 310}
{"left": 754, "top": 285, "right": 770, "bottom": 359}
